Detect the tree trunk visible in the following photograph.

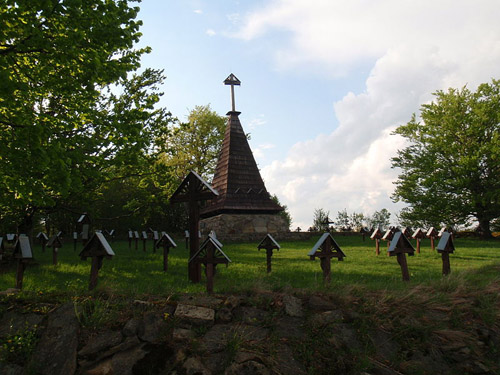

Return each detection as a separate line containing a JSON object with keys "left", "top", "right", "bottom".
{"left": 478, "top": 216, "right": 493, "bottom": 239}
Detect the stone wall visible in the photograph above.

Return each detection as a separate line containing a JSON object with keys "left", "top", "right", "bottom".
{"left": 200, "top": 214, "right": 302, "bottom": 242}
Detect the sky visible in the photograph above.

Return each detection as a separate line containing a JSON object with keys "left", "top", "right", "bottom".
{"left": 136, "top": 0, "right": 500, "bottom": 229}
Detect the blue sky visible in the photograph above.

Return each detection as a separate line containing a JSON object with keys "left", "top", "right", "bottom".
{"left": 136, "top": 0, "right": 500, "bottom": 228}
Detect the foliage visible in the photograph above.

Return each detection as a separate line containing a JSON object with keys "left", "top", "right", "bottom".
{"left": 335, "top": 209, "right": 350, "bottom": 230}
{"left": 0, "top": 1, "right": 175, "bottom": 235}
{"left": 162, "top": 104, "right": 226, "bottom": 181}
{"left": 350, "top": 212, "right": 365, "bottom": 230}
{"left": 392, "top": 80, "right": 500, "bottom": 237}
{"left": 366, "top": 209, "right": 391, "bottom": 230}
{"left": 271, "top": 194, "right": 292, "bottom": 230}
{"left": 313, "top": 208, "right": 330, "bottom": 232}
{"left": 0, "top": 324, "right": 39, "bottom": 365}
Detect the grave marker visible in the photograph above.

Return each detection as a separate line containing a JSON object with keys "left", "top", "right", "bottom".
{"left": 77, "top": 213, "right": 91, "bottom": 245}
{"left": 79, "top": 232, "right": 115, "bottom": 290}
{"left": 370, "top": 228, "right": 384, "bottom": 255}
{"left": 189, "top": 235, "right": 231, "bottom": 293}
{"left": 426, "top": 227, "right": 438, "bottom": 251}
{"left": 382, "top": 228, "right": 398, "bottom": 252}
{"left": 156, "top": 232, "right": 177, "bottom": 272}
{"left": 170, "top": 171, "right": 219, "bottom": 283}
{"left": 387, "top": 232, "right": 415, "bottom": 281}
{"left": 134, "top": 231, "right": 139, "bottom": 250}
{"left": 6, "top": 233, "right": 16, "bottom": 242}
{"left": 257, "top": 234, "right": 280, "bottom": 273}
{"left": 47, "top": 234, "right": 63, "bottom": 265}
{"left": 359, "top": 227, "right": 369, "bottom": 241}
{"left": 308, "top": 233, "right": 346, "bottom": 284}
{"left": 73, "top": 232, "right": 78, "bottom": 251}
{"left": 0, "top": 237, "right": 4, "bottom": 261}
{"left": 36, "top": 232, "right": 49, "bottom": 253}
{"left": 152, "top": 231, "right": 159, "bottom": 252}
{"left": 13, "top": 235, "right": 32, "bottom": 289}
{"left": 141, "top": 231, "right": 148, "bottom": 252}
{"left": 411, "top": 228, "right": 425, "bottom": 254}
{"left": 437, "top": 232, "right": 455, "bottom": 275}
{"left": 128, "top": 230, "right": 133, "bottom": 250}
{"left": 402, "top": 227, "right": 413, "bottom": 238}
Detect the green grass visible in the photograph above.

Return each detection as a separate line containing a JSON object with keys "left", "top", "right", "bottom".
{"left": 0, "top": 235, "right": 499, "bottom": 297}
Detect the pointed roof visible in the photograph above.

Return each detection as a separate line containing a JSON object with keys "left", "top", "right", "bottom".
{"left": 201, "top": 111, "right": 282, "bottom": 217}
{"left": 388, "top": 232, "right": 415, "bottom": 256}
{"left": 437, "top": 232, "right": 455, "bottom": 253}
{"left": 156, "top": 232, "right": 177, "bottom": 249}
{"left": 308, "top": 233, "right": 346, "bottom": 258}
{"left": 258, "top": 234, "right": 280, "bottom": 250}
{"left": 170, "top": 171, "right": 219, "bottom": 203}
{"left": 79, "top": 232, "right": 115, "bottom": 260}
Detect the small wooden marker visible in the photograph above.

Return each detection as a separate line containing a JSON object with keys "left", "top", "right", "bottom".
{"left": 141, "top": 231, "right": 148, "bottom": 252}
{"left": 382, "top": 228, "right": 397, "bottom": 252}
{"left": 411, "top": 228, "right": 425, "bottom": 254}
{"left": 437, "top": 232, "right": 455, "bottom": 275}
{"left": 47, "top": 234, "right": 63, "bottom": 265}
{"left": 308, "top": 233, "right": 346, "bottom": 284}
{"left": 128, "top": 230, "right": 133, "bottom": 250}
{"left": 370, "top": 228, "right": 383, "bottom": 255}
{"left": 36, "top": 232, "right": 49, "bottom": 253}
{"left": 152, "top": 231, "right": 159, "bottom": 253}
{"left": 79, "top": 232, "right": 115, "bottom": 291}
{"left": 134, "top": 231, "right": 139, "bottom": 250}
{"left": 156, "top": 232, "right": 177, "bottom": 272}
{"left": 387, "top": 232, "right": 415, "bottom": 281}
{"left": 77, "top": 213, "right": 91, "bottom": 246}
{"left": 73, "top": 232, "right": 78, "bottom": 251}
{"left": 0, "top": 237, "right": 5, "bottom": 261}
{"left": 426, "top": 227, "right": 438, "bottom": 251}
{"left": 257, "top": 234, "right": 280, "bottom": 273}
{"left": 13, "top": 235, "right": 33, "bottom": 289}
{"left": 359, "top": 227, "right": 369, "bottom": 242}
{"left": 189, "top": 235, "right": 231, "bottom": 293}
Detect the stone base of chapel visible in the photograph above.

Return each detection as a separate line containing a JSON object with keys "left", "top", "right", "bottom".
{"left": 200, "top": 213, "right": 301, "bottom": 242}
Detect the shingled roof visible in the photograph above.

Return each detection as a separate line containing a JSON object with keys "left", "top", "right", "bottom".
{"left": 201, "top": 111, "right": 282, "bottom": 217}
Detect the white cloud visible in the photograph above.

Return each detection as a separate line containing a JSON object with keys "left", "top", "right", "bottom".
{"left": 236, "top": 0, "right": 500, "bottom": 228}
{"left": 193, "top": 9, "right": 202, "bottom": 14}
{"left": 247, "top": 115, "right": 267, "bottom": 130}
{"left": 206, "top": 29, "right": 216, "bottom": 37}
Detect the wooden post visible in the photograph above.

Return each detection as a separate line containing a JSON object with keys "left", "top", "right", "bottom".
{"left": 375, "top": 239, "right": 380, "bottom": 255}
{"left": 89, "top": 256, "right": 100, "bottom": 291}
{"left": 16, "top": 261, "right": 26, "bottom": 289}
{"left": 441, "top": 253, "right": 450, "bottom": 275}
{"left": 163, "top": 245, "right": 169, "bottom": 272}
{"left": 416, "top": 238, "right": 421, "bottom": 254}
{"left": 430, "top": 236, "right": 435, "bottom": 251}
{"left": 41, "top": 241, "right": 46, "bottom": 253}
{"left": 188, "top": 183, "right": 201, "bottom": 283}
{"left": 266, "top": 248, "right": 273, "bottom": 273}
{"left": 142, "top": 238, "right": 147, "bottom": 252}
{"left": 397, "top": 253, "right": 410, "bottom": 281}
{"left": 52, "top": 247, "right": 58, "bottom": 265}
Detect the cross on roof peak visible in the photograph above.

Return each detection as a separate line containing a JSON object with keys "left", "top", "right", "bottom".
{"left": 224, "top": 73, "right": 241, "bottom": 112}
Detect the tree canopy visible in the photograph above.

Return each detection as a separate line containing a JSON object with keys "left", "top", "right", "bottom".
{"left": 0, "top": 0, "right": 173, "bottom": 233}
{"left": 391, "top": 80, "right": 500, "bottom": 237}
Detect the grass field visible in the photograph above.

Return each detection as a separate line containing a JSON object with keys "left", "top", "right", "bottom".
{"left": 1, "top": 235, "right": 499, "bottom": 297}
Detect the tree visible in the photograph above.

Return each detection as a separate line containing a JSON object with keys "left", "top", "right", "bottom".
{"left": 0, "top": 1, "right": 173, "bottom": 235}
{"left": 367, "top": 209, "right": 391, "bottom": 230}
{"left": 271, "top": 194, "right": 292, "bottom": 230}
{"left": 391, "top": 80, "right": 500, "bottom": 238}
{"left": 350, "top": 212, "right": 365, "bottom": 231}
{"left": 163, "top": 104, "right": 226, "bottom": 180}
{"left": 313, "top": 208, "right": 330, "bottom": 232}
{"left": 335, "top": 209, "right": 351, "bottom": 231}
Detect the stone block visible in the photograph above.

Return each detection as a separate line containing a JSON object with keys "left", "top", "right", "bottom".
{"left": 174, "top": 304, "right": 215, "bottom": 326}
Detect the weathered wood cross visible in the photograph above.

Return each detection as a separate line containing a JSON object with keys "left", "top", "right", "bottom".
{"left": 224, "top": 73, "right": 241, "bottom": 112}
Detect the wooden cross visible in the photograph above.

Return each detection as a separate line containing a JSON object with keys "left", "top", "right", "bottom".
{"left": 388, "top": 232, "right": 415, "bottom": 281}
{"left": 411, "top": 228, "right": 425, "bottom": 254}
{"left": 189, "top": 236, "right": 231, "bottom": 293}
{"left": 79, "top": 232, "right": 115, "bottom": 291}
{"left": 152, "top": 231, "right": 159, "bottom": 253}
{"left": 142, "top": 231, "right": 148, "bottom": 252}
{"left": 370, "top": 228, "right": 383, "bottom": 255}
{"left": 13, "top": 235, "right": 32, "bottom": 289}
{"left": 47, "top": 234, "right": 62, "bottom": 265}
{"left": 156, "top": 232, "right": 177, "bottom": 272}
{"left": 224, "top": 73, "right": 241, "bottom": 112}
{"left": 437, "top": 232, "right": 455, "bottom": 275}
{"left": 128, "top": 230, "right": 133, "bottom": 250}
{"left": 170, "top": 171, "right": 218, "bottom": 283}
{"left": 426, "top": 227, "right": 438, "bottom": 251}
{"left": 257, "top": 234, "right": 281, "bottom": 273}
{"left": 308, "top": 233, "right": 346, "bottom": 284}
{"left": 36, "top": 232, "right": 48, "bottom": 253}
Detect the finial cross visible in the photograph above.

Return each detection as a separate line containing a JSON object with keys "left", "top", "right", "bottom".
{"left": 224, "top": 73, "right": 241, "bottom": 112}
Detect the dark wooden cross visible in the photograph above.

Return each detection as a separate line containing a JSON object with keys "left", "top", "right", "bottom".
{"left": 382, "top": 228, "right": 398, "bottom": 252}
{"left": 133, "top": 231, "right": 140, "bottom": 250}
{"left": 77, "top": 213, "right": 91, "bottom": 245}
{"left": 437, "top": 232, "right": 455, "bottom": 275}
{"left": 257, "top": 234, "right": 281, "bottom": 273}
{"left": 411, "top": 228, "right": 425, "bottom": 254}
{"left": 359, "top": 227, "right": 368, "bottom": 241}
{"left": 47, "top": 234, "right": 63, "bottom": 265}
{"left": 308, "top": 233, "right": 346, "bottom": 284}
{"left": 156, "top": 232, "right": 177, "bottom": 272}
{"left": 128, "top": 230, "right": 133, "bottom": 250}
{"left": 189, "top": 236, "right": 231, "bottom": 293}
{"left": 152, "top": 231, "right": 159, "bottom": 253}
{"left": 426, "top": 227, "right": 438, "bottom": 251}
{"left": 141, "top": 231, "right": 148, "bottom": 252}
{"left": 402, "top": 227, "right": 413, "bottom": 238}
{"left": 13, "top": 235, "right": 32, "bottom": 289}
{"left": 388, "top": 232, "right": 415, "bottom": 281}
{"left": 224, "top": 73, "right": 241, "bottom": 112}
{"left": 36, "top": 232, "right": 48, "bottom": 253}
{"left": 170, "top": 171, "right": 219, "bottom": 283}
{"left": 0, "top": 237, "right": 5, "bottom": 261}
{"left": 79, "top": 232, "right": 115, "bottom": 291}
{"left": 370, "top": 228, "right": 384, "bottom": 255}
{"left": 73, "top": 232, "right": 78, "bottom": 251}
